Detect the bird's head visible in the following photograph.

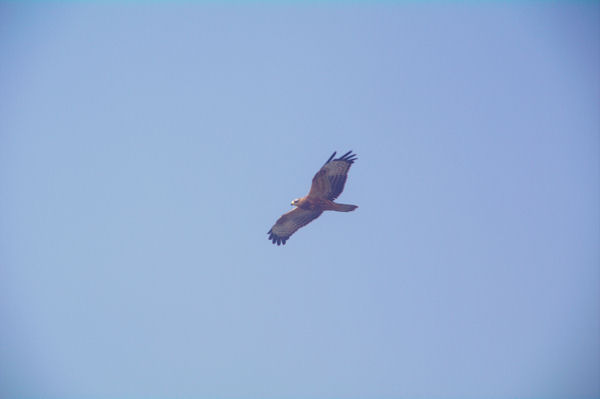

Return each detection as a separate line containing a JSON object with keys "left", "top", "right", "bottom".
{"left": 291, "top": 198, "right": 300, "bottom": 207}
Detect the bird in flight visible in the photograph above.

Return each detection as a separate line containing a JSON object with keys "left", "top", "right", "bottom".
{"left": 268, "top": 150, "right": 358, "bottom": 245}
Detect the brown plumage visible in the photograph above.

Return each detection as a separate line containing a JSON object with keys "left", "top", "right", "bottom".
{"left": 268, "top": 150, "right": 358, "bottom": 245}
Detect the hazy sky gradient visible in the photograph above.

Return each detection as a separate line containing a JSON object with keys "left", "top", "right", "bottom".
{"left": 1, "top": 3, "right": 599, "bottom": 398}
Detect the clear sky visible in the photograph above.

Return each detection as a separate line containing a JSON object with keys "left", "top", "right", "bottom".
{"left": 1, "top": 2, "right": 598, "bottom": 398}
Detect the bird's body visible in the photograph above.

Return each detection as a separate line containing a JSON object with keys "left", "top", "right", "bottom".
{"left": 294, "top": 197, "right": 358, "bottom": 213}
{"left": 267, "top": 150, "right": 358, "bottom": 245}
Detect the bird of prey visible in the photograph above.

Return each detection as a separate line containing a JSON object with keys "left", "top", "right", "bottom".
{"left": 267, "top": 150, "right": 358, "bottom": 245}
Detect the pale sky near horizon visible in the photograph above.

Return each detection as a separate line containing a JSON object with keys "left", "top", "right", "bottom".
{"left": 1, "top": 3, "right": 599, "bottom": 398}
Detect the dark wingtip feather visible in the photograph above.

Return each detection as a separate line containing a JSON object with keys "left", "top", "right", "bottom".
{"left": 268, "top": 231, "right": 290, "bottom": 246}
{"left": 340, "top": 150, "right": 353, "bottom": 159}
{"left": 324, "top": 151, "right": 337, "bottom": 165}
{"left": 334, "top": 150, "right": 358, "bottom": 164}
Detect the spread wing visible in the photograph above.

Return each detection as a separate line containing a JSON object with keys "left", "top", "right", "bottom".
{"left": 268, "top": 208, "right": 323, "bottom": 245}
{"left": 308, "top": 150, "right": 357, "bottom": 200}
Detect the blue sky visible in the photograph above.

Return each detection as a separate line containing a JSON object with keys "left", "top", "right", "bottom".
{"left": 1, "top": 3, "right": 598, "bottom": 398}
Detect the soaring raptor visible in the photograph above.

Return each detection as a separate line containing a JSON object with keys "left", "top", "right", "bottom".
{"left": 268, "top": 150, "right": 358, "bottom": 245}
